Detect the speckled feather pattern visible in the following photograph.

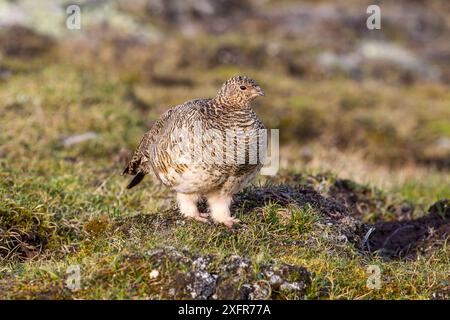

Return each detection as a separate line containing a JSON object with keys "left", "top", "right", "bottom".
{"left": 123, "top": 76, "right": 266, "bottom": 226}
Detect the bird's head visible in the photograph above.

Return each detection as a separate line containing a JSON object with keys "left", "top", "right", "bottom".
{"left": 217, "top": 75, "right": 265, "bottom": 106}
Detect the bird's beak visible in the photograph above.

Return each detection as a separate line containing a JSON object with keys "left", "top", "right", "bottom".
{"left": 254, "top": 86, "right": 265, "bottom": 96}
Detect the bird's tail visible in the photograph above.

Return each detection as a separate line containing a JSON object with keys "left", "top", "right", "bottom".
{"left": 126, "top": 172, "right": 146, "bottom": 189}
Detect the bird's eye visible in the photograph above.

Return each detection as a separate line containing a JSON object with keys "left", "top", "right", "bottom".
{"left": 240, "top": 86, "right": 246, "bottom": 90}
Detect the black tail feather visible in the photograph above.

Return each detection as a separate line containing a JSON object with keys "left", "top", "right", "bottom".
{"left": 127, "top": 172, "right": 146, "bottom": 189}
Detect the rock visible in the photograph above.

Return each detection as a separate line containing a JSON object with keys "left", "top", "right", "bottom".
{"left": 149, "top": 269, "right": 159, "bottom": 279}
{"left": 0, "top": 2, "right": 28, "bottom": 27}
{"left": 358, "top": 41, "right": 440, "bottom": 80}
{"left": 145, "top": 247, "right": 311, "bottom": 299}
{"left": 249, "top": 281, "right": 271, "bottom": 300}
{"left": 436, "top": 137, "right": 450, "bottom": 151}
{"left": 61, "top": 132, "right": 99, "bottom": 147}
{"left": 317, "top": 41, "right": 441, "bottom": 82}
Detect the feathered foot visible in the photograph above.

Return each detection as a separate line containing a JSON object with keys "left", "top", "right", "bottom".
{"left": 177, "top": 193, "right": 208, "bottom": 223}
{"left": 207, "top": 193, "right": 239, "bottom": 228}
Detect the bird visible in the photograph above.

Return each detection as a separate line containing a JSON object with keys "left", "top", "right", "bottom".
{"left": 123, "top": 75, "right": 266, "bottom": 227}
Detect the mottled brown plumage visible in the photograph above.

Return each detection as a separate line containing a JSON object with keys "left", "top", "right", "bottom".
{"left": 123, "top": 75, "right": 266, "bottom": 226}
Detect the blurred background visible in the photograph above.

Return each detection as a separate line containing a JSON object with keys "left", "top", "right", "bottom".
{"left": 0, "top": 0, "right": 449, "bottom": 205}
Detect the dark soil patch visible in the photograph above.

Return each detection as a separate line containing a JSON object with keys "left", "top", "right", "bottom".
{"left": 0, "top": 26, "right": 54, "bottom": 59}
{"left": 232, "top": 178, "right": 449, "bottom": 260}
{"left": 364, "top": 199, "right": 450, "bottom": 259}
{"left": 329, "top": 178, "right": 416, "bottom": 222}
{"left": 417, "top": 156, "right": 450, "bottom": 171}
{"left": 0, "top": 201, "right": 83, "bottom": 261}
{"left": 234, "top": 184, "right": 348, "bottom": 219}
{"left": 301, "top": 176, "right": 450, "bottom": 259}
{"left": 232, "top": 184, "right": 364, "bottom": 243}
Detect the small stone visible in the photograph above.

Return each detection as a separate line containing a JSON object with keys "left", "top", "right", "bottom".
{"left": 269, "top": 274, "right": 283, "bottom": 285}
{"left": 149, "top": 269, "right": 159, "bottom": 279}
{"left": 280, "top": 282, "right": 303, "bottom": 292}
{"left": 61, "top": 132, "right": 99, "bottom": 147}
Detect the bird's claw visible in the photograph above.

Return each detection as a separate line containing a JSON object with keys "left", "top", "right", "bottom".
{"left": 198, "top": 212, "right": 209, "bottom": 219}
{"left": 184, "top": 213, "right": 209, "bottom": 223}
{"left": 221, "top": 217, "right": 241, "bottom": 228}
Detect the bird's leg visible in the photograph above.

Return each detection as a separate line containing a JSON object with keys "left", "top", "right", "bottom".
{"left": 176, "top": 193, "right": 208, "bottom": 223}
{"left": 207, "top": 193, "right": 239, "bottom": 227}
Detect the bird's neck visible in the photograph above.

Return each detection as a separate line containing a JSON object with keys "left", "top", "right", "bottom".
{"left": 213, "top": 95, "right": 250, "bottom": 109}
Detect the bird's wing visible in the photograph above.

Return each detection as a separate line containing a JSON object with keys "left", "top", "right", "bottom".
{"left": 122, "top": 108, "right": 174, "bottom": 175}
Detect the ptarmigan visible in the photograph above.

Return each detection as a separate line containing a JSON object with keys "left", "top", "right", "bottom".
{"left": 123, "top": 75, "right": 266, "bottom": 227}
